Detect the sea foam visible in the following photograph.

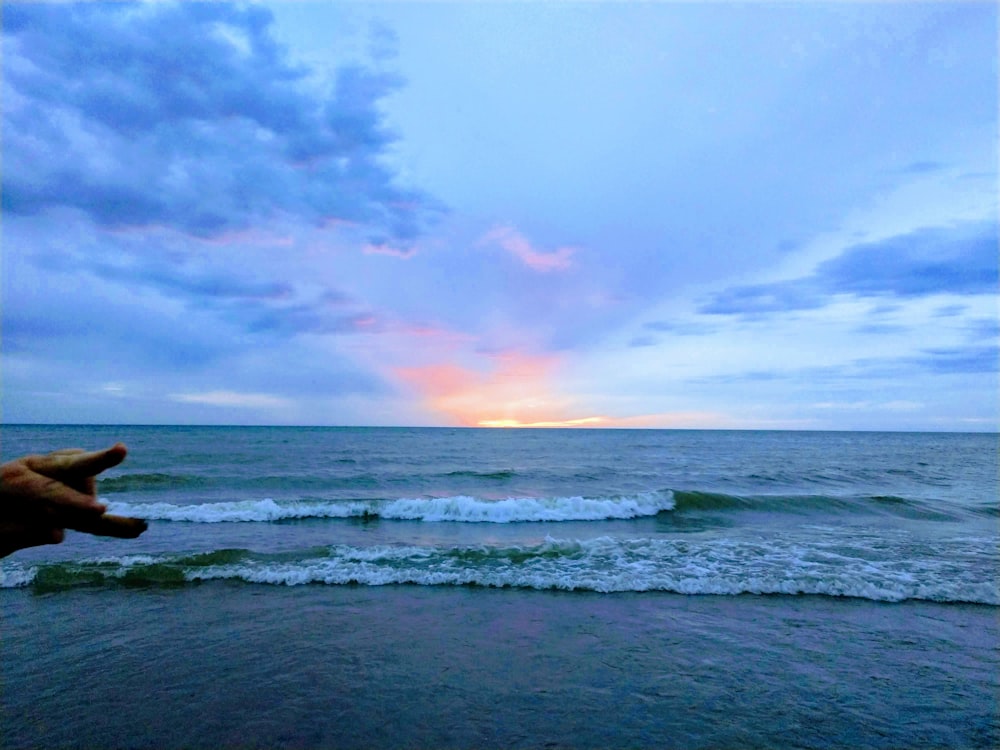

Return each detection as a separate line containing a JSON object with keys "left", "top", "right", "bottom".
{"left": 5, "top": 534, "right": 997, "bottom": 605}
{"left": 106, "top": 491, "right": 676, "bottom": 523}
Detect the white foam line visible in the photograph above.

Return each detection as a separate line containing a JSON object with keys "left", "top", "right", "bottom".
{"left": 106, "top": 492, "right": 676, "bottom": 523}
{"left": 6, "top": 534, "right": 996, "bottom": 604}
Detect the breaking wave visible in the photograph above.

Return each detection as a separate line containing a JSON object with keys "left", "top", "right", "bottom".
{"left": 3, "top": 535, "right": 996, "bottom": 605}
{"left": 105, "top": 492, "right": 677, "bottom": 523}
{"left": 103, "top": 488, "right": 975, "bottom": 524}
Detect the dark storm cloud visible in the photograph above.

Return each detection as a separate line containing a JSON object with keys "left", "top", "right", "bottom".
{"left": 2, "top": 2, "right": 440, "bottom": 242}
{"left": 699, "top": 221, "right": 998, "bottom": 316}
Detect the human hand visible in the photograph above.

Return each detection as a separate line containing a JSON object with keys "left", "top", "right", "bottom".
{"left": 0, "top": 443, "right": 147, "bottom": 558}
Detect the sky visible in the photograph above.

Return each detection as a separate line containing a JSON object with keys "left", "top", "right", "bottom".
{"left": 2, "top": 1, "right": 997, "bottom": 430}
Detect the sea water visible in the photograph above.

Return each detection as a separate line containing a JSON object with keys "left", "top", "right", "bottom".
{"left": 2, "top": 425, "right": 997, "bottom": 748}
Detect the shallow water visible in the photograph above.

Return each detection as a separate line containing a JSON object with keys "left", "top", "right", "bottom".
{"left": 3, "top": 585, "right": 997, "bottom": 749}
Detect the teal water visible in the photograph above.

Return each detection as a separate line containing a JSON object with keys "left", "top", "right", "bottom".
{"left": 2, "top": 426, "right": 997, "bottom": 748}
{"left": 3, "top": 426, "right": 996, "bottom": 602}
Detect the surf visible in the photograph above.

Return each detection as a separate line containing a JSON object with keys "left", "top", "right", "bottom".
{"left": 105, "top": 491, "right": 678, "bottom": 523}
{"left": 6, "top": 535, "right": 997, "bottom": 605}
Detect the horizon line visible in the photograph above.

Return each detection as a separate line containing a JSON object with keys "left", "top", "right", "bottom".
{"left": 2, "top": 422, "right": 996, "bottom": 435}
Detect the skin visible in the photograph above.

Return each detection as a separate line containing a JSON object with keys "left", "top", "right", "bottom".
{"left": 0, "top": 443, "right": 131, "bottom": 558}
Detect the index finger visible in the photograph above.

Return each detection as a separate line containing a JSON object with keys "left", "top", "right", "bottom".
{"left": 27, "top": 443, "right": 128, "bottom": 480}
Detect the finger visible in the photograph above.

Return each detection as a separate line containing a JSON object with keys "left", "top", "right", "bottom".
{"left": 39, "top": 474, "right": 108, "bottom": 513}
{"left": 40, "top": 451, "right": 96, "bottom": 496}
{"left": 61, "top": 443, "right": 128, "bottom": 477}
{"left": 28, "top": 450, "right": 93, "bottom": 495}
{"left": 36, "top": 498, "right": 109, "bottom": 529}
{"left": 1, "top": 467, "right": 108, "bottom": 517}
{"left": 28, "top": 443, "right": 128, "bottom": 481}
{"left": 68, "top": 514, "right": 148, "bottom": 539}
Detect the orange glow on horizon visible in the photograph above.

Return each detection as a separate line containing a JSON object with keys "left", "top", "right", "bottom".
{"left": 477, "top": 416, "right": 607, "bottom": 428}
{"left": 394, "top": 353, "right": 578, "bottom": 427}
{"left": 394, "top": 353, "right": 731, "bottom": 429}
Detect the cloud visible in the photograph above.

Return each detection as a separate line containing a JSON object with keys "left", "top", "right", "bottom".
{"left": 28, "top": 245, "right": 345, "bottom": 341}
{"left": 643, "top": 320, "right": 719, "bottom": 335}
{"left": 933, "top": 304, "right": 967, "bottom": 317}
{"left": 828, "top": 344, "right": 1000, "bottom": 379}
{"left": 699, "top": 280, "right": 826, "bottom": 316}
{"left": 906, "top": 344, "right": 998, "bottom": 375}
{"left": 695, "top": 342, "right": 998, "bottom": 387}
{"left": 170, "top": 390, "right": 292, "bottom": 409}
{"left": 817, "top": 222, "right": 997, "bottom": 297}
{"left": 367, "top": 21, "right": 401, "bottom": 63}
{"left": 700, "top": 221, "right": 998, "bottom": 316}
{"left": 479, "top": 225, "right": 577, "bottom": 272}
{"left": 245, "top": 306, "right": 382, "bottom": 337}
{"left": 810, "top": 400, "right": 922, "bottom": 412}
{"left": 897, "top": 161, "right": 948, "bottom": 175}
{"left": 2, "top": 2, "right": 441, "bottom": 244}
{"left": 1, "top": 270, "right": 240, "bottom": 370}
{"left": 43, "top": 251, "right": 295, "bottom": 304}
{"left": 363, "top": 243, "right": 418, "bottom": 259}
{"left": 628, "top": 335, "right": 658, "bottom": 348}
{"left": 3, "top": 232, "right": 386, "bottom": 404}
{"left": 23, "top": 227, "right": 402, "bottom": 343}
{"left": 853, "top": 323, "right": 908, "bottom": 336}
{"left": 964, "top": 318, "right": 1000, "bottom": 343}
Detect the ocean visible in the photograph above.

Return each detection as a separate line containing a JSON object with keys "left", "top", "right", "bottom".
{"left": 2, "top": 425, "right": 997, "bottom": 749}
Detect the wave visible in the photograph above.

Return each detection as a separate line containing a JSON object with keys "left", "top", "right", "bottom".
{"left": 104, "top": 489, "right": 973, "bottom": 525}
{"left": 3, "top": 536, "right": 996, "bottom": 605}
{"left": 670, "top": 491, "right": 963, "bottom": 521}
{"left": 105, "top": 492, "right": 677, "bottom": 523}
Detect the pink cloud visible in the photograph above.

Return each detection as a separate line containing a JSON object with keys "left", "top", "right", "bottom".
{"left": 349, "top": 314, "right": 381, "bottom": 332}
{"left": 479, "top": 225, "right": 576, "bottom": 272}
{"left": 363, "top": 242, "right": 418, "bottom": 259}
